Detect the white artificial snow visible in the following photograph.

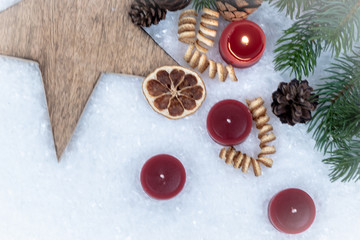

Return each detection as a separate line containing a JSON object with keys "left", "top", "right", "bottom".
{"left": 0, "top": 0, "right": 19, "bottom": 12}
{"left": 0, "top": 1, "right": 360, "bottom": 240}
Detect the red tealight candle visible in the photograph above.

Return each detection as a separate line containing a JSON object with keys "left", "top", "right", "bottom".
{"left": 219, "top": 20, "right": 266, "bottom": 68}
{"left": 268, "top": 188, "right": 316, "bottom": 234}
{"left": 140, "top": 154, "right": 186, "bottom": 200}
{"left": 207, "top": 99, "right": 252, "bottom": 146}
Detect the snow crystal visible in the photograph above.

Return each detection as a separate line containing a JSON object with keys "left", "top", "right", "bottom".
{"left": 0, "top": 0, "right": 20, "bottom": 12}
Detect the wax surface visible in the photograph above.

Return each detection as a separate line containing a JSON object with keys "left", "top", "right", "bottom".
{"left": 268, "top": 188, "right": 316, "bottom": 234}
{"left": 228, "top": 24, "right": 264, "bottom": 60}
{"left": 140, "top": 154, "right": 186, "bottom": 200}
{"left": 207, "top": 99, "right": 252, "bottom": 145}
{"left": 219, "top": 20, "right": 266, "bottom": 68}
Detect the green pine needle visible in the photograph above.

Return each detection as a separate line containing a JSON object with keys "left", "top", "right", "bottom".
{"left": 267, "top": 0, "right": 317, "bottom": 19}
{"left": 312, "top": 0, "right": 360, "bottom": 56}
{"left": 307, "top": 50, "right": 360, "bottom": 182}
{"left": 273, "top": 18, "right": 322, "bottom": 80}
{"left": 272, "top": 0, "right": 360, "bottom": 79}
{"left": 191, "top": 0, "right": 217, "bottom": 12}
{"left": 324, "top": 140, "right": 360, "bottom": 182}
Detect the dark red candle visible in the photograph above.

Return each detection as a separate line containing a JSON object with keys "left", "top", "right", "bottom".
{"left": 219, "top": 20, "right": 266, "bottom": 68}
{"left": 140, "top": 154, "right": 186, "bottom": 200}
{"left": 207, "top": 99, "right": 252, "bottom": 146}
{"left": 268, "top": 188, "right": 316, "bottom": 234}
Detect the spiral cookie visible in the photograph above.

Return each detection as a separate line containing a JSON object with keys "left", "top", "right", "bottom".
{"left": 216, "top": 63, "right": 228, "bottom": 82}
{"left": 184, "top": 44, "right": 238, "bottom": 82}
{"left": 196, "top": 8, "right": 220, "bottom": 53}
{"left": 246, "top": 97, "right": 276, "bottom": 160}
{"left": 219, "top": 146, "right": 261, "bottom": 176}
{"left": 178, "top": 9, "right": 198, "bottom": 44}
{"left": 218, "top": 97, "right": 276, "bottom": 177}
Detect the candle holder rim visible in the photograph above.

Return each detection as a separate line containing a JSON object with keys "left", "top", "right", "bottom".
{"left": 268, "top": 188, "right": 316, "bottom": 234}
{"left": 140, "top": 154, "right": 186, "bottom": 200}
{"left": 206, "top": 99, "right": 253, "bottom": 146}
{"left": 219, "top": 20, "right": 266, "bottom": 68}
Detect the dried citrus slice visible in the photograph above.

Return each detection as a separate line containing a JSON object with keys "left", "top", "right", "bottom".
{"left": 142, "top": 66, "right": 206, "bottom": 119}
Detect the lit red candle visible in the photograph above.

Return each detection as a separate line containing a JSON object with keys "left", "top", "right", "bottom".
{"left": 207, "top": 99, "right": 252, "bottom": 146}
{"left": 140, "top": 154, "right": 186, "bottom": 200}
{"left": 219, "top": 20, "right": 266, "bottom": 68}
{"left": 268, "top": 188, "right": 316, "bottom": 234}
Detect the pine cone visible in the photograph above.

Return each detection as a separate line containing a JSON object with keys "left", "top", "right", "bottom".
{"left": 154, "top": 0, "right": 192, "bottom": 11}
{"left": 271, "top": 79, "right": 318, "bottom": 126}
{"left": 216, "top": 0, "right": 263, "bottom": 21}
{"left": 129, "top": 0, "right": 167, "bottom": 27}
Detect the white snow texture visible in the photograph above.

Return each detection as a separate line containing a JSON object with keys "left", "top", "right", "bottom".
{"left": 0, "top": 1, "right": 359, "bottom": 239}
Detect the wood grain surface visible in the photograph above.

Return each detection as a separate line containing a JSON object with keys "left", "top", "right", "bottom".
{"left": 0, "top": 0, "right": 177, "bottom": 160}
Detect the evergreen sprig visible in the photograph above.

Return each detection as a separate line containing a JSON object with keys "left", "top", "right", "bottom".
{"left": 324, "top": 140, "right": 360, "bottom": 182}
{"left": 268, "top": 0, "right": 317, "bottom": 19}
{"left": 312, "top": 0, "right": 360, "bottom": 56}
{"left": 272, "top": 0, "right": 360, "bottom": 80}
{"left": 273, "top": 15, "right": 322, "bottom": 79}
{"left": 191, "top": 0, "right": 217, "bottom": 12}
{"left": 308, "top": 51, "right": 360, "bottom": 182}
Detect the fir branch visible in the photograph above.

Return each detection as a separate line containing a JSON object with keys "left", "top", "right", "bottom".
{"left": 191, "top": 0, "right": 217, "bottom": 12}
{"left": 307, "top": 50, "right": 360, "bottom": 182}
{"left": 324, "top": 140, "right": 360, "bottom": 182}
{"left": 309, "top": 52, "right": 360, "bottom": 152}
{"left": 267, "top": 0, "right": 317, "bottom": 19}
{"left": 273, "top": 15, "right": 322, "bottom": 80}
{"left": 273, "top": 0, "right": 360, "bottom": 79}
{"left": 312, "top": 0, "right": 360, "bottom": 56}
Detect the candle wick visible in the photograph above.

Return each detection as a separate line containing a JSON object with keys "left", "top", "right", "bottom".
{"left": 291, "top": 207, "right": 297, "bottom": 214}
{"left": 241, "top": 36, "right": 249, "bottom": 46}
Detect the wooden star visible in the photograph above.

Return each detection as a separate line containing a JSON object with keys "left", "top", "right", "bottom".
{"left": 0, "top": 0, "right": 176, "bottom": 160}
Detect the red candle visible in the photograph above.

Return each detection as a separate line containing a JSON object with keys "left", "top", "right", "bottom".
{"left": 268, "top": 188, "right": 316, "bottom": 234}
{"left": 140, "top": 154, "right": 186, "bottom": 200}
{"left": 207, "top": 99, "right": 252, "bottom": 146}
{"left": 219, "top": 20, "right": 266, "bottom": 68}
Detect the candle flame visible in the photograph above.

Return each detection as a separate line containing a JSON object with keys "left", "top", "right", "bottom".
{"left": 241, "top": 36, "right": 249, "bottom": 46}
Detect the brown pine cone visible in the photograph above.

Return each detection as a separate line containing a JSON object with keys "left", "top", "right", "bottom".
{"left": 271, "top": 79, "right": 318, "bottom": 126}
{"left": 129, "top": 0, "right": 167, "bottom": 27}
{"left": 216, "top": 0, "right": 263, "bottom": 21}
{"left": 154, "top": 0, "right": 192, "bottom": 11}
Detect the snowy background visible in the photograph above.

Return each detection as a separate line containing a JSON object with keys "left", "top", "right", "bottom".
{"left": 0, "top": 1, "right": 360, "bottom": 239}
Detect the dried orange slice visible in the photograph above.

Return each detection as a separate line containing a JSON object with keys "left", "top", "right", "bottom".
{"left": 142, "top": 66, "right": 206, "bottom": 119}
